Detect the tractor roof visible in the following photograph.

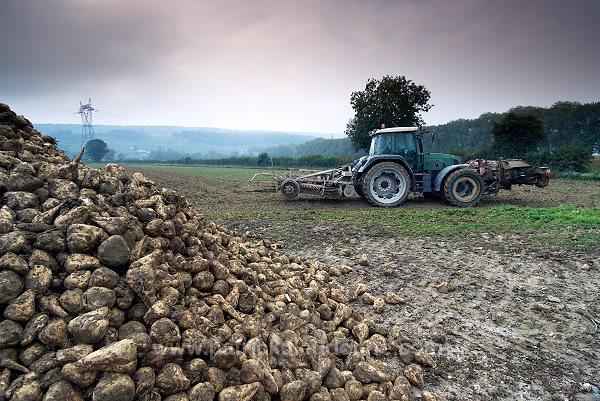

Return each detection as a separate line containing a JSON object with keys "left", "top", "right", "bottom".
{"left": 369, "top": 127, "right": 418, "bottom": 136}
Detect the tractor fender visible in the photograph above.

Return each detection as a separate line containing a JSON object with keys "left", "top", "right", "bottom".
{"left": 354, "top": 156, "right": 416, "bottom": 191}
{"left": 433, "top": 164, "right": 468, "bottom": 192}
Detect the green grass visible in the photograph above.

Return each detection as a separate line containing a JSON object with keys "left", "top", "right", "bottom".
{"left": 86, "top": 163, "right": 287, "bottom": 180}
{"left": 313, "top": 205, "right": 599, "bottom": 234}
{"left": 87, "top": 162, "right": 108, "bottom": 169}
{"left": 211, "top": 205, "right": 600, "bottom": 250}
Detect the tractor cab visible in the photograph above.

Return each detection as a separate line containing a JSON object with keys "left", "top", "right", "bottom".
{"left": 368, "top": 127, "right": 421, "bottom": 172}
{"left": 363, "top": 126, "right": 462, "bottom": 174}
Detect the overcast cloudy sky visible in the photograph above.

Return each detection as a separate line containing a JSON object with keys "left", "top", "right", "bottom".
{"left": 1, "top": 0, "right": 598, "bottom": 133}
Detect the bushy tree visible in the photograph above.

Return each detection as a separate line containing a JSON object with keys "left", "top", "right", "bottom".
{"left": 256, "top": 152, "right": 270, "bottom": 166}
{"left": 85, "top": 139, "right": 110, "bottom": 162}
{"left": 550, "top": 143, "right": 591, "bottom": 172}
{"left": 491, "top": 112, "right": 546, "bottom": 157}
{"left": 346, "top": 75, "right": 432, "bottom": 151}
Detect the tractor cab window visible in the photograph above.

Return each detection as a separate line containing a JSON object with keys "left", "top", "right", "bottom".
{"left": 396, "top": 134, "right": 417, "bottom": 155}
{"left": 392, "top": 134, "right": 406, "bottom": 154}
{"left": 370, "top": 133, "right": 418, "bottom": 156}
{"left": 370, "top": 134, "right": 393, "bottom": 155}
{"left": 399, "top": 134, "right": 418, "bottom": 167}
{"left": 397, "top": 134, "right": 417, "bottom": 155}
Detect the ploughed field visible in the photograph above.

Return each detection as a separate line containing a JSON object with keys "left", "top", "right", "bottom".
{"left": 128, "top": 164, "right": 600, "bottom": 401}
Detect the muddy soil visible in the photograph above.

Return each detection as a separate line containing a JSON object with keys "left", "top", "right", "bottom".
{"left": 130, "top": 166, "right": 600, "bottom": 401}
{"left": 127, "top": 167, "right": 600, "bottom": 213}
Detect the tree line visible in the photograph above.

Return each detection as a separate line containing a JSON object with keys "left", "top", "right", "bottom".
{"left": 167, "top": 153, "right": 356, "bottom": 169}
{"left": 429, "top": 101, "right": 600, "bottom": 154}
{"left": 263, "top": 137, "right": 365, "bottom": 158}
{"left": 424, "top": 103, "right": 598, "bottom": 172}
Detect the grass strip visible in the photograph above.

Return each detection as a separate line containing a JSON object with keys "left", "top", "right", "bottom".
{"left": 209, "top": 205, "right": 600, "bottom": 249}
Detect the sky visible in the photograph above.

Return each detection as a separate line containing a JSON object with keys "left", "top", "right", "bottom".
{"left": 0, "top": 0, "right": 599, "bottom": 134}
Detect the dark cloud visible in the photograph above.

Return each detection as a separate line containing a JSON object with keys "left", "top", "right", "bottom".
{"left": 0, "top": 0, "right": 185, "bottom": 92}
{"left": 0, "top": 0, "right": 598, "bottom": 131}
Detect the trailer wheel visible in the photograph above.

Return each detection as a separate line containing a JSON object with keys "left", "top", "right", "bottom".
{"left": 361, "top": 162, "right": 411, "bottom": 207}
{"left": 443, "top": 169, "right": 485, "bottom": 207}
{"left": 280, "top": 179, "right": 300, "bottom": 200}
{"left": 535, "top": 175, "right": 550, "bottom": 188}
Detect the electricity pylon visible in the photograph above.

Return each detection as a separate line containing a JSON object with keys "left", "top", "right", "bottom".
{"left": 78, "top": 99, "right": 96, "bottom": 148}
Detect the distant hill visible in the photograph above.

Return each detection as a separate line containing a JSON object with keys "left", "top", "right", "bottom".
{"left": 263, "top": 137, "right": 366, "bottom": 158}
{"left": 34, "top": 123, "right": 322, "bottom": 160}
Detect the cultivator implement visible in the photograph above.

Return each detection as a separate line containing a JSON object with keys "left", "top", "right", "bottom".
{"left": 247, "top": 172, "right": 278, "bottom": 192}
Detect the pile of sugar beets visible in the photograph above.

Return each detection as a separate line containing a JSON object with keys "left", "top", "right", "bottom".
{"left": 0, "top": 103, "right": 441, "bottom": 401}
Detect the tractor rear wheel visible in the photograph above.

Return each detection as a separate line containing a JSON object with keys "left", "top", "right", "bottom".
{"left": 361, "top": 162, "right": 411, "bottom": 207}
{"left": 280, "top": 179, "right": 300, "bottom": 200}
{"left": 443, "top": 169, "right": 485, "bottom": 207}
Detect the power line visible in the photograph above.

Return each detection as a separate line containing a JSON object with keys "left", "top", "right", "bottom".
{"left": 96, "top": 110, "right": 148, "bottom": 125}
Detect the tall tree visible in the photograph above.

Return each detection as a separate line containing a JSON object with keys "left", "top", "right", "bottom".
{"left": 85, "top": 139, "right": 110, "bottom": 162}
{"left": 491, "top": 112, "right": 546, "bottom": 157}
{"left": 345, "top": 75, "right": 432, "bottom": 151}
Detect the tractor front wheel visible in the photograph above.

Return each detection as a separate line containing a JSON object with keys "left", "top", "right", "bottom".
{"left": 361, "top": 162, "right": 411, "bottom": 207}
{"left": 443, "top": 169, "right": 485, "bottom": 207}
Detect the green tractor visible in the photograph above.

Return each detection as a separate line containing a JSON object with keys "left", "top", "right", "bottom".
{"left": 351, "top": 126, "right": 550, "bottom": 207}
{"left": 352, "top": 127, "right": 482, "bottom": 207}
